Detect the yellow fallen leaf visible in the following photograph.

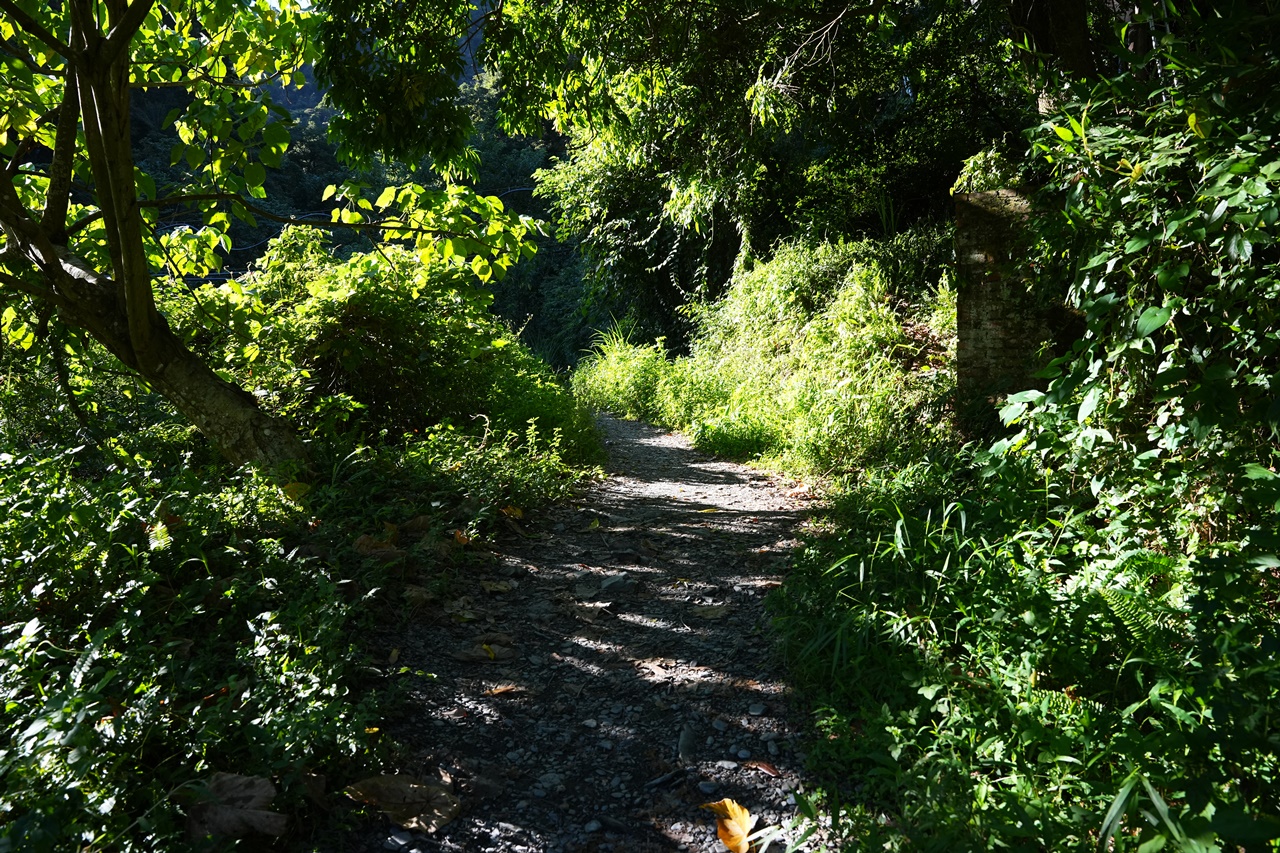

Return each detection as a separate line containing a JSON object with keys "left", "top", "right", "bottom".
{"left": 500, "top": 505, "right": 524, "bottom": 519}
{"left": 281, "top": 482, "right": 310, "bottom": 501}
{"left": 701, "top": 798, "right": 758, "bottom": 853}
{"left": 693, "top": 605, "right": 732, "bottom": 620}
{"left": 480, "top": 580, "right": 512, "bottom": 594}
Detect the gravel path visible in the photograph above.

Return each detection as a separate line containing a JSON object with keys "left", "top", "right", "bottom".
{"left": 346, "top": 417, "right": 814, "bottom": 853}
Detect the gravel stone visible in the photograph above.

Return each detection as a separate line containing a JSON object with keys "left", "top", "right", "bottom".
{"left": 339, "top": 417, "right": 809, "bottom": 853}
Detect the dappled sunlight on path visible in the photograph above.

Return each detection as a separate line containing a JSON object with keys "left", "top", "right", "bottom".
{"left": 338, "top": 417, "right": 816, "bottom": 853}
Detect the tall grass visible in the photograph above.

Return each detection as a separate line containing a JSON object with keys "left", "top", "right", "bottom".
{"left": 572, "top": 238, "right": 956, "bottom": 472}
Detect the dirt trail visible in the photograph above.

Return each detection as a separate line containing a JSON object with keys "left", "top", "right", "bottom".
{"left": 358, "top": 417, "right": 813, "bottom": 853}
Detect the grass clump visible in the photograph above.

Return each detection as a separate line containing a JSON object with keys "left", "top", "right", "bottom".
{"left": 573, "top": 236, "right": 955, "bottom": 473}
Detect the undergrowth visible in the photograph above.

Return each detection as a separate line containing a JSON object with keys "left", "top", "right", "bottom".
{"left": 0, "top": 229, "right": 601, "bottom": 850}
{"left": 572, "top": 236, "right": 956, "bottom": 474}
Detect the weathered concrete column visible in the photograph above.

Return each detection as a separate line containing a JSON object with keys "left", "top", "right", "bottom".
{"left": 954, "top": 190, "right": 1055, "bottom": 419}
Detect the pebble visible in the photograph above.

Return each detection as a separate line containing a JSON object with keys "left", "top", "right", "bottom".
{"left": 584, "top": 820, "right": 603, "bottom": 833}
{"left": 716, "top": 760, "right": 738, "bottom": 770}
{"left": 749, "top": 703, "right": 766, "bottom": 716}
{"left": 737, "top": 749, "right": 752, "bottom": 759}
{"left": 697, "top": 780, "right": 719, "bottom": 795}
{"left": 768, "top": 740, "right": 780, "bottom": 756}
{"left": 583, "top": 718, "right": 598, "bottom": 728}
{"left": 712, "top": 719, "right": 729, "bottom": 732}
{"left": 600, "top": 740, "right": 614, "bottom": 750}
{"left": 382, "top": 830, "right": 413, "bottom": 850}
{"left": 506, "top": 750, "right": 521, "bottom": 761}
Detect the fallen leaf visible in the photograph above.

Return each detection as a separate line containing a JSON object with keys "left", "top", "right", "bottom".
{"left": 693, "top": 605, "right": 732, "bottom": 620}
{"left": 484, "top": 683, "right": 522, "bottom": 696}
{"left": 281, "top": 482, "right": 309, "bottom": 501}
{"left": 500, "top": 505, "right": 524, "bottom": 519}
{"left": 742, "top": 760, "right": 780, "bottom": 777}
{"left": 354, "top": 534, "right": 406, "bottom": 562}
{"left": 186, "top": 772, "right": 287, "bottom": 840}
{"left": 573, "top": 601, "right": 611, "bottom": 623}
{"left": 344, "top": 775, "right": 459, "bottom": 833}
{"left": 701, "top": 798, "right": 758, "bottom": 853}
{"left": 387, "top": 648, "right": 400, "bottom": 665}
{"left": 480, "top": 580, "right": 512, "bottom": 594}
{"left": 403, "top": 585, "right": 436, "bottom": 607}
{"left": 697, "top": 508, "right": 719, "bottom": 513}
{"left": 399, "top": 515, "right": 435, "bottom": 537}
{"left": 451, "top": 632, "right": 515, "bottom": 663}
{"left": 453, "top": 529, "right": 471, "bottom": 545}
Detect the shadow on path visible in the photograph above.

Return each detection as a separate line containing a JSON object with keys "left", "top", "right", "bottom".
{"left": 350, "top": 417, "right": 815, "bottom": 853}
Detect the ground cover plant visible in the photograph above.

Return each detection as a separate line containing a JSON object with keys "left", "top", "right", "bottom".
{"left": 0, "top": 228, "right": 601, "bottom": 849}
{"left": 766, "top": 7, "right": 1280, "bottom": 851}
{"left": 572, "top": 233, "right": 957, "bottom": 476}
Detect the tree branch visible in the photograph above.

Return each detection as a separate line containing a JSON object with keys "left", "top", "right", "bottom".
{"left": 0, "top": 0, "right": 72, "bottom": 59}
{"left": 41, "top": 81, "right": 82, "bottom": 240}
{"left": 101, "top": 0, "right": 159, "bottom": 67}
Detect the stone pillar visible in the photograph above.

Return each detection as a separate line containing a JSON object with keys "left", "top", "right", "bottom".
{"left": 954, "top": 190, "right": 1055, "bottom": 419}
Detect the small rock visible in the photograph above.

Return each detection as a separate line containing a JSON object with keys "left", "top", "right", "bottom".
{"left": 768, "top": 740, "right": 780, "bottom": 756}
{"left": 582, "top": 719, "right": 598, "bottom": 728}
{"left": 600, "top": 575, "right": 639, "bottom": 594}
{"left": 600, "top": 740, "right": 614, "bottom": 750}
{"left": 715, "top": 760, "right": 738, "bottom": 770}
{"left": 712, "top": 719, "right": 729, "bottom": 732}
{"left": 748, "top": 703, "right": 766, "bottom": 716}
{"left": 532, "top": 787, "right": 546, "bottom": 798}
{"left": 697, "top": 780, "right": 719, "bottom": 795}
{"left": 506, "top": 750, "right": 522, "bottom": 761}
{"left": 737, "top": 749, "right": 752, "bottom": 760}
{"left": 383, "top": 830, "right": 413, "bottom": 850}
{"left": 584, "top": 819, "right": 603, "bottom": 833}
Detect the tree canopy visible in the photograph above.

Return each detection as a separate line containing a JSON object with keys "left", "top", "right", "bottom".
{"left": 0, "top": 0, "right": 534, "bottom": 467}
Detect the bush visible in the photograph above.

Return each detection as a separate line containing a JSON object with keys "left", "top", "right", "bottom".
{"left": 183, "top": 227, "right": 601, "bottom": 463}
{"left": 573, "top": 236, "right": 956, "bottom": 472}
{"left": 0, "top": 229, "right": 603, "bottom": 850}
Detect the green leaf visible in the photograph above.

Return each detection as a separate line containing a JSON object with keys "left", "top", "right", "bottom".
{"left": 1136, "top": 306, "right": 1172, "bottom": 338}
{"left": 322, "top": 184, "right": 337, "bottom": 201}
{"left": 375, "top": 186, "right": 397, "bottom": 208}
{"left": 1243, "top": 464, "right": 1277, "bottom": 481}
{"left": 1052, "top": 124, "right": 1074, "bottom": 142}
{"left": 244, "top": 162, "right": 266, "bottom": 188}
{"left": 1077, "top": 386, "right": 1102, "bottom": 423}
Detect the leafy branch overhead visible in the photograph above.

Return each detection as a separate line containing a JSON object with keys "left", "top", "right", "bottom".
{"left": 0, "top": 0, "right": 531, "bottom": 467}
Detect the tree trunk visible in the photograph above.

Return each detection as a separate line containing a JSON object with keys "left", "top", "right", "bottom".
{"left": 140, "top": 319, "right": 310, "bottom": 470}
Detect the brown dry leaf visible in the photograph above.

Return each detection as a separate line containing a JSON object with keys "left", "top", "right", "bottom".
{"left": 453, "top": 529, "right": 471, "bottom": 545}
{"left": 503, "top": 516, "right": 531, "bottom": 538}
{"left": 387, "top": 648, "right": 400, "bottom": 666}
{"left": 186, "top": 772, "right": 287, "bottom": 840}
{"left": 573, "top": 601, "right": 611, "bottom": 623}
{"left": 451, "top": 632, "right": 515, "bottom": 663}
{"left": 693, "top": 605, "right": 732, "bottom": 620}
{"left": 399, "top": 515, "right": 435, "bottom": 537}
{"left": 354, "top": 534, "right": 406, "bottom": 562}
{"left": 700, "top": 798, "right": 758, "bottom": 853}
{"left": 697, "top": 508, "right": 719, "bottom": 513}
{"left": 480, "top": 580, "right": 512, "bottom": 594}
{"left": 742, "top": 760, "right": 780, "bottom": 777}
{"left": 344, "top": 775, "right": 459, "bottom": 833}
{"left": 403, "top": 585, "right": 436, "bottom": 607}
{"left": 484, "top": 683, "right": 522, "bottom": 696}
{"left": 443, "top": 596, "right": 479, "bottom": 622}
